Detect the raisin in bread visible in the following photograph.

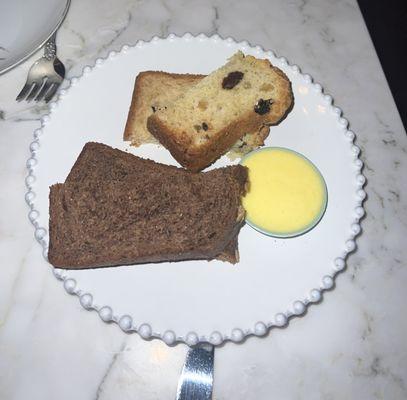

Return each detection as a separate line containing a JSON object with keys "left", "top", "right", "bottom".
{"left": 48, "top": 142, "right": 248, "bottom": 269}
{"left": 123, "top": 71, "right": 270, "bottom": 156}
{"left": 147, "top": 51, "right": 293, "bottom": 171}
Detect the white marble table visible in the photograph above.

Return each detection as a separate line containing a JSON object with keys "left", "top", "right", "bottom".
{"left": 1, "top": 0, "right": 406, "bottom": 399}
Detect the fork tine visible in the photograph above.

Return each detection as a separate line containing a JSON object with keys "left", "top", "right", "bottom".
{"left": 16, "top": 82, "right": 34, "bottom": 102}
{"left": 34, "top": 80, "right": 52, "bottom": 102}
{"left": 25, "top": 82, "right": 42, "bottom": 102}
{"left": 44, "top": 82, "right": 60, "bottom": 103}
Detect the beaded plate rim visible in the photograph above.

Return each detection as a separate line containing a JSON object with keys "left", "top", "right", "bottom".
{"left": 25, "top": 32, "right": 366, "bottom": 347}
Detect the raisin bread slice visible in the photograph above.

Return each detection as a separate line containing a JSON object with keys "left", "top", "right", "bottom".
{"left": 147, "top": 51, "right": 293, "bottom": 171}
{"left": 123, "top": 71, "right": 270, "bottom": 156}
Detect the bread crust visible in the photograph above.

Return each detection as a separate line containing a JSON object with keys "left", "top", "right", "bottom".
{"left": 147, "top": 110, "right": 263, "bottom": 171}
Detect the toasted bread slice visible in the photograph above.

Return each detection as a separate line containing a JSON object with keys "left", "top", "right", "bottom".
{"left": 48, "top": 143, "right": 248, "bottom": 269}
{"left": 147, "top": 52, "right": 293, "bottom": 171}
{"left": 124, "top": 72, "right": 203, "bottom": 146}
{"left": 124, "top": 71, "right": 270, "bottom": 156}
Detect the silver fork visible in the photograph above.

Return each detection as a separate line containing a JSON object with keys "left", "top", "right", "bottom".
{"left": 16, "top": 32, "right": 65, "bottom": 103}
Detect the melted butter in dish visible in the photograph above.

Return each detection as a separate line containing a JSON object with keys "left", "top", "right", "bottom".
{"left": 241, "top": 147, "right": 328, "bottom": 237}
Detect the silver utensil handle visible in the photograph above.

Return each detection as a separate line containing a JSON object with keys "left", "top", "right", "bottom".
{"left": 176, "top": 344, "right": 214, "bottom": 400}
{"left": 44, "top": 32, "right": 57, "bottom": 60}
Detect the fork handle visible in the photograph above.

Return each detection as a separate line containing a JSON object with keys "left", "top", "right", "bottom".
{"left": 176, "top": 344, "right": 214, "bottom": 400}
{"left": 44, "top": 32, "right": 57, "bottom": 60}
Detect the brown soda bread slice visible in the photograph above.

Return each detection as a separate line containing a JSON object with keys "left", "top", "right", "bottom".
{"left": 48, "top": 142, "right": 248, "bottom": 268}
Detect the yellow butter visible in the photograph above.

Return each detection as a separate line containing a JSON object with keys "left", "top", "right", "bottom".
{"left": 241, "top": 147, "right": 327, "bottom": 237}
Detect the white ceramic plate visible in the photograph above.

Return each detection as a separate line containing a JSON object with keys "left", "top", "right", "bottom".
{"left": 0, "top": 0, "right": 70, "bottom": 75}
{"left": 26, "top": 34, "right": 366, "bottom": 346}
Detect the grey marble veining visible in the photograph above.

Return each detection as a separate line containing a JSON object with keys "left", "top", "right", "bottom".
{"left": 0, "top": 0, "right": 406, "bottom": 399}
